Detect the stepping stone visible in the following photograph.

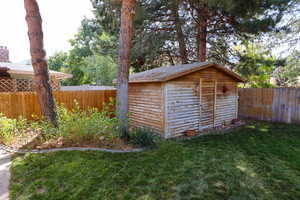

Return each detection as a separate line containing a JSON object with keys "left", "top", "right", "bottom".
{"left": 0, "top": 149, "right": 11, "bottom": 200}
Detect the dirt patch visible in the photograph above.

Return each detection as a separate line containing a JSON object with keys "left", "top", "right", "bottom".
{"left": 1, "top": 133, "right": 133, "bottom": 151}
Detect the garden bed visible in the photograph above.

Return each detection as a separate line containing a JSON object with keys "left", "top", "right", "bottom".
{"left": 1, "top": 133, "right": 133, "bottom": 151}
{"left": 0, "top": 103, "right": 156, "bottom": 152}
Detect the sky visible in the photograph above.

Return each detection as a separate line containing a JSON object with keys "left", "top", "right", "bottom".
{"left": 0, "top": 0, "right": 93, "bottom": 62}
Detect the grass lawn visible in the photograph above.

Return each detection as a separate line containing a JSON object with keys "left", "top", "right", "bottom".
{"left": 10, "top": 122, "right": 300, "bottom": 200}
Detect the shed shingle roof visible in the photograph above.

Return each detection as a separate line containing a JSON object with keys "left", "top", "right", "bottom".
{"left": 129, "top": 62, "right": 244, "bottom": 83}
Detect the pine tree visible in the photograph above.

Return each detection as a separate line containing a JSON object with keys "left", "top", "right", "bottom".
{"left": 66, "top": 0, "right": 297, "bottom": 74}
{"left": 117, "top": 0, "right": 136, "bottom": 139}
{"left": 24, "top": 0, "right": 58, "bottom": 127}
{"left": 187, "top": 0, "right": 296, "bottom": 62}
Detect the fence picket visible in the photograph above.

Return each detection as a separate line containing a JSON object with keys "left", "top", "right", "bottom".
{"left": 0, "top": 90, "right": 116, "bottom": 119}
{"left": 239, "top": 88, "right": 300, "bottom": 124}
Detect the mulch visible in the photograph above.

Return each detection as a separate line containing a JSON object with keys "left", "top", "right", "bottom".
{"left": 1, "top": 133, "right": 134, "bottom": 151}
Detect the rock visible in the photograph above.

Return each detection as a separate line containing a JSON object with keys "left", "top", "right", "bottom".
{"left": 99, "top": 136, "right": 105, "bottom": 141}
{"left": 40, "top": 143, "right": 50, "bottom": 149}
{"left": 56, "top": 137, "right": 64, "bottom": 147}
{"left": 56, "top": 142, "right": 63, "bottom": 148}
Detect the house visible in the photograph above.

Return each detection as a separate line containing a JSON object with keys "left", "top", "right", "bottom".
{"left": 0, "top": 46, "right": 72, "bottom": 92}
{"left": 128, "top": 62, "right": 244, "bottom": 138}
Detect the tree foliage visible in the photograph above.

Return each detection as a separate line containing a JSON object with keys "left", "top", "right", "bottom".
{"left": 273, "top": 51, "right": 300, "bottom": 87}
{"left": 83, "top": 55, "right": 117, "bottom": 86}
{"left": 48, "top": 51, "right": 116, "bottom": 86}
{"left": 85, "top": 0, "right": 294, "bottom": 68}
{"left": 235, "top": 42, "right": 284, "bottom": 88}
{"left": 48, "top": 0, "right": 299, "bottom": 88}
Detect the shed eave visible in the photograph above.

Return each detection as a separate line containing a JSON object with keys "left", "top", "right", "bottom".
{"left": 128, "top": 62, "right": 245, "bottom": 83}
{"left": 213, "top": 64, "right": 245, "bottom": 83}
{"left": 161, "top": 63, "right": 245, "bottom": 83}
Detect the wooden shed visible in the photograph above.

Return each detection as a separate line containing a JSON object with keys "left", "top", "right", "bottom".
{"left": 128, "top": 62, "right": 244, "bottom": 138}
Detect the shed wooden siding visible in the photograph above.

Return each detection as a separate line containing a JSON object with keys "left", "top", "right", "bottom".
{"left": 215, "top": 82, "right": 238, "bottom": 126}
{"left": 128, "top": 83, "right": 164, "bottom": 133}
{"left": 200, "top": 79, "right": 215, "bottom": 129}
{"left": 165, "top": 81, "right": 200, "bottom": 137}
{"left": 165, "top": 67, "right": 238, "bottom": 137}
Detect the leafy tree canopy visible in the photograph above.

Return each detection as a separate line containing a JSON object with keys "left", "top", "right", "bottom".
{"left": 49, "top": 0, "right": 299, "bottom": 88}
{"left": 272, "top": 50, "right": 300, "bottom": 87}
{"left": 235, "top": 42, "right": 285, "bottom": 88}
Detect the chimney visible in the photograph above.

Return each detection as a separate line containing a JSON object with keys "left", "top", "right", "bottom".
{"left": 0, "top": 46, "right": 9, "bottom": 62}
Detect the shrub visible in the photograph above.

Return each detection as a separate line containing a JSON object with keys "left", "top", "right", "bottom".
{"left": 0, "top": 114, "right": 16, "bottom": 142}
{"left": 31, "top": 101, "right": 119, "bottom": 142}
{"left": 129, "top": 128, "right": 159, "bottom": 148}
{"left": 52, "top": 101, "right": 118, "bottom": 140}
{"left": 0, "top": 100, "right": 118, "bottom": 145}
{"left": 0, "top": 114, "right": 29, "bottom": 143}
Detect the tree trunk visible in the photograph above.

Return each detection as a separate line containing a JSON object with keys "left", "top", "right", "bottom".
{"left": 171, "top": 1, "right": 188, "bottom": 64}
{"left": 166, "top": 51, "right": 175, "bottom": 65}
{"left": 117, "top": 0, "right": 136, "bottom": 139}
{"left": 24, "top": 0, "right": 58, "bottom": 127}
{"left": 197, "top": 6, "right": 208, "bottom": 62}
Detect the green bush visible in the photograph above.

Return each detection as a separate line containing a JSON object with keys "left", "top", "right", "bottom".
{"left": 0, "top": 114, "right": 28, "bottom": 143}
{"left": 0, "top": 114, "right": 16, "bottom": 142}
{"left": 53, "top": 101, "right": 118, "bottom": 140}
{"left": 129, "top": 128, "right": 159, "bottom": 148}
{"left": 0, "top": 101, "right": 160, "bottom": 149}
{"left": 0, "top": 101, "right": 118, "bottom": 144}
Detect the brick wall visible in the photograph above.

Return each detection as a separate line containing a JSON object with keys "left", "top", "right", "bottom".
{"left": 0, "top": 46, "right": 9, "bottom": 62}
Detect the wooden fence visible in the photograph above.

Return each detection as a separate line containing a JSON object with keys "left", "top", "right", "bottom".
{"left": 0, "top": 90, "right": 116, "bottom": 119}
{"left": 238, "top": 88, "right": 300, "bottom": 124}
{"left": 3, "top": 88, "right": 300, "bottom": 124}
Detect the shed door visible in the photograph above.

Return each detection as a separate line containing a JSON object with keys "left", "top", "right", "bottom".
{"left": 199, "top": 79, "right": 217, "bottom": 130}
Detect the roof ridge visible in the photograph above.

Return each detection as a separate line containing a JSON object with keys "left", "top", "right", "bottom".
{"left": 129, "top": 62, "right": 243, "bottom": 83}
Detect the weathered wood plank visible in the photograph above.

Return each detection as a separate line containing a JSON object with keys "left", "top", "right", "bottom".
{"left": 128, "top": 82, "right": 164, "bottom": 134}
{"left": 239, "top": 88, "right": 300, "bottom": 124}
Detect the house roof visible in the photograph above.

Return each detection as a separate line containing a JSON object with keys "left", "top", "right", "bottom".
{"left": 129, "top": 62, "right": 244, "bottom": 83}
{"left": 0, "top": 62, "right": 72, "bottom": 80}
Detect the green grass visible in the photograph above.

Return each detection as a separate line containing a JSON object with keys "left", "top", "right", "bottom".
{"left": 10, "top": 122, "right": 300, "bottom": 200}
